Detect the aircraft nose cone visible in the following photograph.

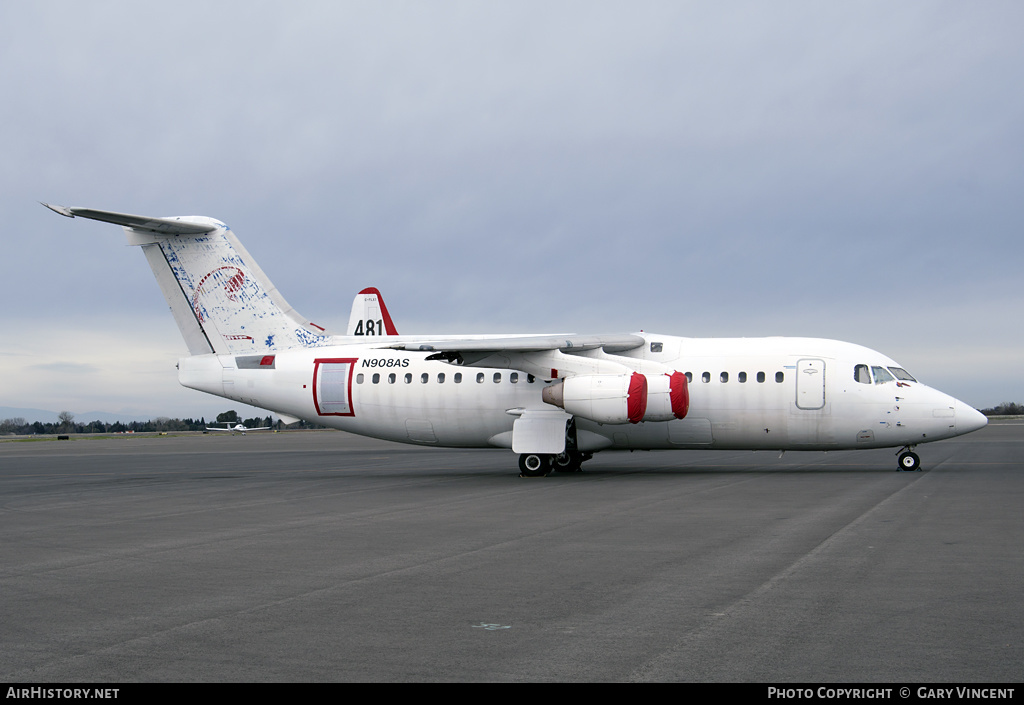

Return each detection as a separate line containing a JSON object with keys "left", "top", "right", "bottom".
{"left": 956, "top": 402, "right": 988, "bottom": 434}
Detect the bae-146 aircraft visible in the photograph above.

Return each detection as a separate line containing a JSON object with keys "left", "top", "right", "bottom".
{"left": 43, "top": 203, "right": 988, "bottom": 476}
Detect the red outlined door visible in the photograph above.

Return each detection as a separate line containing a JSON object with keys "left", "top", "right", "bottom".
{"left": 313, "top": 358, "right": 357, "bottom": 416}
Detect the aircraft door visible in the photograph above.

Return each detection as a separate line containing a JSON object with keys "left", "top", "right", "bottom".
{"left": 313, "top": 358, "right": 357, "bottom": 416}
{"left": 795, "top": 358, "right": 826, "bottom": 410}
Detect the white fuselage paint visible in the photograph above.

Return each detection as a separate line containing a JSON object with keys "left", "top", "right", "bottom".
{"left": 179, "top": 334, "right": 983, "bottom": 453}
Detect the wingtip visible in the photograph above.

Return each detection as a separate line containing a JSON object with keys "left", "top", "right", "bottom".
{"left": 41, "top": 202, "right": 76, "bottom": 218}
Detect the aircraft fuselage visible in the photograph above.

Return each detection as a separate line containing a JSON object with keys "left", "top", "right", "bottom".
{"left": 179, "top": 334, "right": 985, "bottom": 453}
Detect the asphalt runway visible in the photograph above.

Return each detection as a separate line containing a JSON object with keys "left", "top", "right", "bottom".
{"left": 1, "top": 423, "right": 1021, "bottom": 682}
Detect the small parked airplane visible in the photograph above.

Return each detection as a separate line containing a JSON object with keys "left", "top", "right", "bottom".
{"left": 44, "top": 203, "right": 988, "bottom": 475}
{"left": 206, "top": 422, "right": 271, "bottom": 435}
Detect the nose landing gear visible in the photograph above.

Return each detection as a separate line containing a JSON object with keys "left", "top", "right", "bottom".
{"left": 897, "top": 447, "right": 921, "bottom": 471}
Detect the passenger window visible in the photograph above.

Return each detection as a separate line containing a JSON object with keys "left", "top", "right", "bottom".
{"left": 527, "top": 374, "right": 535, "bottom": 383}
{"left": 720, "top": 372, "right": 729, "bottom": 383}
{"left": 871, "top": 366, "right": 894, "bottom": 384}
{"left": 702, "top": 372, "right": 711, "bottom": 383}
{"left": 372, "top": 373, "right": 380, "bottom": 384}
{"left": 388, "top": 373, "right": 396, "bottom": 384}
{"left": 493, "top": 373, "right": 502, "bottom": 383}
{"left": 356, "top": 374, "right": 364, "bottom": 384}
{"left": 454, "top": 373, "right": 462, "bottom": 383}
{"left": 738, "top": 372, "right": 747, "bottom": 383}
{"left": 757, "top": 372, "right": 765, "bottom": 383}
{"left": 404, "top": 373, "right": 412, "bottom": 384}
{"left": 421, "top": 373, "right": 429, "bottom": 384}
{"left": 650, "top": 342, "right": 663, "bottom": 353}
{"left": 685, "top": 372, "right": 692, "bottom": 383}
{"left": 437, "top": 373, "right": 445, "bottom": 383}
{"left": 775, "top": 371, "right": 784, "bottom": 383}
{"left": 477, "top": 373, "right": 485, "bottom": 383}
{"left": 854, "top": 364, "right": 871, "bottom": 384}
{"left": 510, "top": 372, "right": 519, "bottom": 383}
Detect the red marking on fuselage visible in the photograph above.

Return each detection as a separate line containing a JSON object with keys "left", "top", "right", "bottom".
{"left": 311, "top": 358, "right": 358, "bottom": 417}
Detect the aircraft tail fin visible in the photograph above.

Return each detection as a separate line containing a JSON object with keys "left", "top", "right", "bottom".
{"left": 346, "top": 287, "right": 399, "bottom": 336}
{"left": 43, "top": 204, "right": 333, "bottom": 355}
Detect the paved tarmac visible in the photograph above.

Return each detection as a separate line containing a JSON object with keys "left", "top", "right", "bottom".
{"left": 1, "top": 423, "right": 1021, "bottom": 682}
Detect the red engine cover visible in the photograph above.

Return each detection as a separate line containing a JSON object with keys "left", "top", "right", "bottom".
{"left": 627, "top": 372, "right": 648, "bottom": 424}
{"left": 667, "top": 371, "right": 689, "bottom": 419}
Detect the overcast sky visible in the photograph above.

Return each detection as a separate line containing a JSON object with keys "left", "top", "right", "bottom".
{"left": 2, "top": 1, "right": 1021, "bottom": 420}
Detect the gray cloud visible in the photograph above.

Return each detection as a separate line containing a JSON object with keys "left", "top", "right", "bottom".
{"left": 2, "top": 1, "right": 1021, "bottom": 414}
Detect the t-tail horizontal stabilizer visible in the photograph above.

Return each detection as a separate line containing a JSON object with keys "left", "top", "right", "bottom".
{"left": 41, "top": 203, "right": 219, "bottom": 235}
{"left": 43, "top": 202, "right": 335, "bottom": 356}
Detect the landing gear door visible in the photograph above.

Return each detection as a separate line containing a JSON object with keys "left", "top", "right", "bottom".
{"left": 796, "top": 358, "right": 826, "bottom": 410}
{"left": 512, "top": 409, "right": 571, "bottom": 454}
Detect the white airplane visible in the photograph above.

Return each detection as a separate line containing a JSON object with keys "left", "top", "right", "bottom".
{"left": 206, "top": 422, "right": 271, "bottom": 435}
{"left": 44, "top": 203, "right": 988, "bottom": 476}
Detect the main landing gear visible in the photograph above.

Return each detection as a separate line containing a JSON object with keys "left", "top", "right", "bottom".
{"left": 518, "top": 451, "right": 592, "bottom": 477}
{"left": 897, "top": 447, "right": 921, "bottom": 472}
{"left": 518, "top": 453, "right": 551, "bottom": 477}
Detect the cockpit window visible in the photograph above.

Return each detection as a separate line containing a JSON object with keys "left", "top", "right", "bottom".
{"left": 854, "top": 364, "right": 871, "bottom": 384}
{"left": 871, "top": 366, "right": 894, "bottom": 384}
{"left": 888, "top": 367, "right": 917, "bottom": 382}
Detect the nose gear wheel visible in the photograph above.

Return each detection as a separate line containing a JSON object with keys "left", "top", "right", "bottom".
{"left": 897, "top": 448, "right": 921, "bottom": 471}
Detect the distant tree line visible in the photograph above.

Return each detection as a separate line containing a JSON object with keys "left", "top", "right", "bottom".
{"left": 0, "top": 414, "right": 212, "bottom": 435}
{"left": 980, "top": 402, "right": 1024, "bottom": 416}
{"left": 0, "top": 410, "right": 324, "bottom": 436}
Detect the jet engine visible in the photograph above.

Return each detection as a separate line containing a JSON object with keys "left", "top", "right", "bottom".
{"left": 542, "top": 372, "right": 648, "bottom": 424}
{"left": 643, "top": 371, "right": 689, "bottom": 421}
{"left": 541, "top": 371, "right": 688, "bottom": 424}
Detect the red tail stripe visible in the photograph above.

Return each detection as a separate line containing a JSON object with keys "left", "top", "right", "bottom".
{"left": 357, "top": 287, "right": 399, "bottom": 335}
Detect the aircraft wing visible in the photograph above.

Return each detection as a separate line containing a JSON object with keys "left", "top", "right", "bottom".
{"left": 385, "top": 333, "right": 652, "bottom": 380}
{"left": 383, "top": 333, "right": 645, "bottom": 355}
